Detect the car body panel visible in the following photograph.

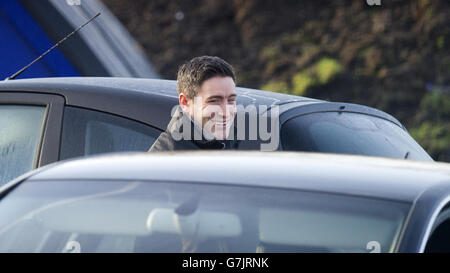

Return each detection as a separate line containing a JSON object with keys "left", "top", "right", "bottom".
{"left": 27, "top": 152, "right": 450, "bottom": 203}
{"left": 396, "top": 184, "right": 450, "bottom": 253}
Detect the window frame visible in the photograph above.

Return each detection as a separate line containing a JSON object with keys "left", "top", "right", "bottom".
{"left": 423, "top": 207, "right": 450, "bottom": 252}
{"left": 0, "top": 92, "right": 65, "bottom": 168}
{"left": 59, "top": 105, "right": 163, "bottom": 160}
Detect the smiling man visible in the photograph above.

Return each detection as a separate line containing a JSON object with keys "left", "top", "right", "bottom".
{"left": 149, "top": 56, "right": 239, "bottom": 151}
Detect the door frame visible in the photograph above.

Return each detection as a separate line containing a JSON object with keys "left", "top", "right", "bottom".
{"left": 0, "top": 92, "right": 65, "bottom": 168}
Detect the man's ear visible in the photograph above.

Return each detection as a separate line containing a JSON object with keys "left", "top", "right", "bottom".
{"left": 179, "top": 93, "right": 190, "bottom": 114}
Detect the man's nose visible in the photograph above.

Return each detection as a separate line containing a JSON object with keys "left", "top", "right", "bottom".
{"left": 220, "top": 102, "right": 235, "bottom": 118}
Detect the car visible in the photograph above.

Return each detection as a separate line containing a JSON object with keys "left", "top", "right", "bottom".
{"left": 0, "top": 151, "right": 448, "bottom": 253}
{"left": 0, "top": 77, "right": 432, "bottom": 186}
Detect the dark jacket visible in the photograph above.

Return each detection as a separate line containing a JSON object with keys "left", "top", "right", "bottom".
{"left": 149, "top": 107, "right": 239, "bottom": 151}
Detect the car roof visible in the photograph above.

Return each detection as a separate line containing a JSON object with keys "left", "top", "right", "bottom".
{"left": 0, "top": 77, "right": 403, "bottom": 129}
{"left": 0, "top": 77, "right": 316, "bottom": 105}
{"left": 27, "top": 151, "right": 450, "bottom": 203}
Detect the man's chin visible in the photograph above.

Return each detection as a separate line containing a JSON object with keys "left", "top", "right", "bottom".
{"left": 210, "top": 127, "right": 231, "bottom": 141}
{"left": 211, "top": 131, "right": 227, "bottom": 141}
{"left": 203, "top": 120, "right": 234, "bottom": 141}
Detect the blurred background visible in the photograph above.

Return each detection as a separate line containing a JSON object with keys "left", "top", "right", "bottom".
{"left": 0, "top": 0, "right": 448, "bottom": 161}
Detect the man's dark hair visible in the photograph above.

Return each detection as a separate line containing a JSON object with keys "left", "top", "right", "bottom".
{"left": 177, "top": 56, "right": 236, "bottom": 99}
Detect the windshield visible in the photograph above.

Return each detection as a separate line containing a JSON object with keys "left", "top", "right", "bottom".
{"left": 281, "top": 112, "right": 433, "bottom": 161}
{"left": 0, "top": 180, "right": 410, "bottom": 253}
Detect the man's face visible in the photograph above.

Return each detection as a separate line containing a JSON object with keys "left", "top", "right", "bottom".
{"left": 184, "top": 76, "right": 237, "bottom": 140}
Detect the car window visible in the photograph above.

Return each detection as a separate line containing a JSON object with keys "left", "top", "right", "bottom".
{"left": 59, "top": 107, "right": 161, "bottom": 160}
{"left": 281, "top": 112, "right": 433, "bottom": 161}
{"left": 0, "top": 180, "right": 410, "bottom": 253}
{"left": 0, "top": 105, "right": 46, "bottom": 186}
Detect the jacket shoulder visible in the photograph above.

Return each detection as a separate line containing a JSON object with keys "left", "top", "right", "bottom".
{"left": 149, "top": 132, "right": 199, "bottom": 152}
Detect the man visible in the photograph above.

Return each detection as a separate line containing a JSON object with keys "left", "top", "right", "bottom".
{"left": 149, "top": 56, "right": 239, "bottom": 151}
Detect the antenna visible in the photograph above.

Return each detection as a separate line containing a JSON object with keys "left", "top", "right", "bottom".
{"left": 4, "top": 12, "right": 101, "bottom": 81}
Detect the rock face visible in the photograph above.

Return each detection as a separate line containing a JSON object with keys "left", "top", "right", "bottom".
{"left": 104, "top": 0, "right": 449, "bottom": 161}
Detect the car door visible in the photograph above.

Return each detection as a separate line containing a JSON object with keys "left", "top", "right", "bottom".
{"left": 58, "top": 106, "right": 162, "bottom": 161}
{"left": 0, "top": 92, "right": 64, "bottom": 185}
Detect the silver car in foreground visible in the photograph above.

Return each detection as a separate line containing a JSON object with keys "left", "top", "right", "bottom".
{"left": 0, "top": 152, "right": 449, "bottom": 253}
